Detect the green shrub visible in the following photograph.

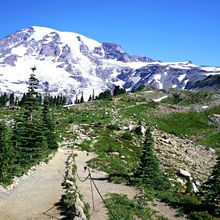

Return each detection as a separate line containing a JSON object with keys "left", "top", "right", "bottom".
{"left": 156, "top": 191, "right": 181, "bottom": 208}
{"left": 121, "top": 132, "right": 132, "bottom": 140}
{"left": 105, "top": 193, "right": 154, "bottom": 220}
{"left": 106, "top": 123, "right": 120, "bottom": 131}
{"left": 190, "top": 211, "right": 213, "bottom": 220}
{"left": 68, "top": 115, "right": 74, "bottom": 123}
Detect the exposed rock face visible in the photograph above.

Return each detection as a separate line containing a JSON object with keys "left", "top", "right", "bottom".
{"left": 186, "top": 74, "right": 220, "bottom": 93}
{"left": 102, "top": 42, "right": 155, "bottom": 62}
{"left": 152, "top": 129, "right": 216, "bottom": 182}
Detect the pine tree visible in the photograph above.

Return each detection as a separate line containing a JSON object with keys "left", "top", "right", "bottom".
{"left": 18, "top": 93, "right": 27, "bottom": 106}
{"left": 113, "top": 85, "right": 126, "bottom": 96}
{"left": 92, "top": 89, "right": 95, "bottom": 100}
{"left": 97, "top": 90, "right": 112, "bottom": 100}
{"left": 201, "top": 154, "right": 220, "bottom": 205}
{"left": 80, "top": 92, "right": 84, "bottom": 103}
{"left": 0, "top": 122, "right": 14, "bottom": 183}
{"left": 42, "top": 95, "right": 58, "bottom": 150}
{"left": 134, "top": 129, "right": 170, "bottom": 190}
{"left": 88, "top": 95, "right": 92, "bottom": 102}
{"left": 25, "top": 67, "right": 40, "bottom": 122}
{"left": 15, "top": 97, "right": 19, "bottom": 106}
{"left": 13, "top": 107, "right": 48, "bottom": 167}
{"left": 13, "top": 68, "right": 48, "bottom": 167}
{"left": 9, "top": 93, "right": 15, "bottom": 106}
{"left": 0, "top": 93, "right": 8, "bottom": 107}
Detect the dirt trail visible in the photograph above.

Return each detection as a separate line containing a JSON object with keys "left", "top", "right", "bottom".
{"left": 74, "top": 150, "right": 139, "bottom": 220}
{"left": 0, "top": 148, "right": 70, "bottom": 220}
{"left": 75, "top": 149, "right": 188, "bottom": 220}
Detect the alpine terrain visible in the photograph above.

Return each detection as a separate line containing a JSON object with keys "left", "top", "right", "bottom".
{"left": 0, "top": 26, "right": 220, "bottom": 101}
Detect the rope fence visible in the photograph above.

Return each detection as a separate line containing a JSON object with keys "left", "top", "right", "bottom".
{"left": 76, "top": 166, "right": 117, "bottom": 220}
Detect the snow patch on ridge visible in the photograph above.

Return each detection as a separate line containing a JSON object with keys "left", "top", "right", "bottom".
{"left": 178, "top": 74, "right": 186, "bottom": 81}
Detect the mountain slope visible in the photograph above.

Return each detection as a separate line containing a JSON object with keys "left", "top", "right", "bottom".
{"left": 0, "top": 26, "right": 220, "bottom": 100}
{"left": 186, "top": 74, "right": 220, "bottom": 93}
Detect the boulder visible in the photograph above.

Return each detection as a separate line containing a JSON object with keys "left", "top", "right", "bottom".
{"left": 110, "top": 152, "right": 120, "bottom": 156}
{"left": 75, "top": 205, "right": 87, "bottom": 220}
{"left": 65, "top": 179, "right": 74, "bottom": 186}
{"left": 128, "top": 124, "right": 138, "bottom": 131}
{"left": 192, "top": 182, "right": 199, "bottom": 193}
{"left": 179, "top": 169, "right": 191, "bottom": 178}
{"left": 141, "top": 125, "right": 146, "bottom": 135}
{"left": 176, "top": 178, "right": 185, "bottom": 185}
{"left": 209, "top": 147, "right": 215, "bottom": 154}
{"left": 209, "top": 114, "right": 220, "bottom": 125}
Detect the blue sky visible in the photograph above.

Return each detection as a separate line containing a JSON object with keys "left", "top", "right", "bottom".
{"left": 0, "top": 0, "right": 219, "bottom": 66}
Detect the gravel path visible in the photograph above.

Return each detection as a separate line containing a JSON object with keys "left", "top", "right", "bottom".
{"left": 74, "top": 150, "right": 139, "bottom": 220}
{"left": 0, "top": 148, "right": 70, "bottom": 220}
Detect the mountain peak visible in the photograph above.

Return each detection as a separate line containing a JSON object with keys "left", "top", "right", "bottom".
{"left": 0, "top": 26, "right": 219, "bottom": 101}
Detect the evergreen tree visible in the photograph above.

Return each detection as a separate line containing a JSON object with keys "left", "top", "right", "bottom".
{"left": 18, "top": 93, "right": 27, "bottom": 106}
{"left": 88, "top": 95, "right": 92, "bottom": 102}
{"left": 0, "top": 122, "right": 14, "bottom": 183}
{"left": 13, "top": 115, "right": 47, "bottom": 166}
{"left": 201, "top": 154, "right": 220, "bottom": 205}
{"left": 97, "top": 90, "right": 112, "bottom": 100}
{"left": 0, "top": 93, "right": 8, "bottom": 107}
{"left": 92, "top": 89, "right": 95, "bottom": 100}
{"left": 42, "top": 96, "right": 58, "bottom": 150}
{"left": 9, "top": 93, "right": 15, "bottom": 106}
{"left": 113, "top": 85, "right": 126, "bottom": 96}
{"left": 134, "top": 129, "right": 170, "bottom": 190}
{"left": 13, "top": 68, "right": 48, "bottom": 167}
{"left": 25, "top": 67, "right": 40, "bottom": 122}
{"left": 15, "top": 97, "right": 19, "bottom": 106}
{"left": 80, "top": 92, "right": 84, "bottom": 103}
{"left": 37, "top": 93, "right": 42, "bottom": 105}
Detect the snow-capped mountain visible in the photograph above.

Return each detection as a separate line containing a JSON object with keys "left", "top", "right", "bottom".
{"left": 0, "top": 26, "right": 220, "bottom": 100}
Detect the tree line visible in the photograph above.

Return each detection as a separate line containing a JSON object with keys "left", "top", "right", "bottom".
{"left": 0, "top": 92, "right": 68, "bottom": 107}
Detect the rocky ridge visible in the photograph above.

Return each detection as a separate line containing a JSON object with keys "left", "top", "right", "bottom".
{"left": 153, "top": 129, "right": 216, "bottom": 183}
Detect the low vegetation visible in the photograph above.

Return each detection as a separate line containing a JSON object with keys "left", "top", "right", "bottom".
{"left": 105, "top": 193, "right": 155, "bottom": 220}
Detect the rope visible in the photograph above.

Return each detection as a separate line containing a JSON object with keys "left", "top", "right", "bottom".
{"left": 89, "top": 171, "right": 117, "bottom": 220}
{"left": 73, "top": 152, "right": 117, "bottom": 220}
{"left": 57, "top": 169, "right": 65, "bottom": 178}
{"left": 89, "top": 173, "right": 95, "bottom": 211}
{"left": 76, "top": 171, "right": 90, "bottom": 182}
